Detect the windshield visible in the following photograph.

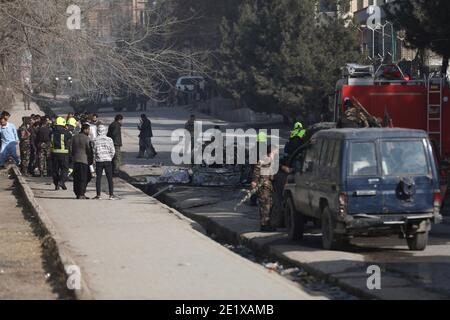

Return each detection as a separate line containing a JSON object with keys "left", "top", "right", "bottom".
{"left": 381, "top": 140, "right": 428, "bottom": 176}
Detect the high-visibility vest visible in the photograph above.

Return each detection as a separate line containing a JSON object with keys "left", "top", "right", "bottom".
{"left": 51, "top": 130, "right": 69, "bottom": 154}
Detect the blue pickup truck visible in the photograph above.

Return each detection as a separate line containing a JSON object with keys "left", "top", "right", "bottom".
{"left": 283, "top": 128, "right": 443, "bottom": 251}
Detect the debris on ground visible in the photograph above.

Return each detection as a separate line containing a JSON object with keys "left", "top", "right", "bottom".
{"left": 145, "top": 169, "right": 191, "bottom": 185}
{"left": 192, "top": 165, "right": 241, "bottom": 186}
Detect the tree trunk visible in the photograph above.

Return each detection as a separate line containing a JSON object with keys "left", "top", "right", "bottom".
{"left": 441, "top": 55, "right": 449, "bottom": 77}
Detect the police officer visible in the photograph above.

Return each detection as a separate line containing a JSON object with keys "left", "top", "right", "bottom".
{"left": 18, "top": 117, "right": 32, "bottom": 176}
{"left": 284, "top": 122, "right": 306, "bottom": 157}
{"left": 251, "top": 143, "right": 278, "bottom": 232}
{"left": 51, "top": 117, "right": 71, "bottom": 190}
{"left": 66, "top": 117, "right": 78, "bottom": 177}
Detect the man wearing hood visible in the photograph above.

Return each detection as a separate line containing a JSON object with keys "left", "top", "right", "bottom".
{"left": 93, "top": 125, "right": 118, "bottom": 200}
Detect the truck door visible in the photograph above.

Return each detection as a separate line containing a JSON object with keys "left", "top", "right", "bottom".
{"left": 294, "top": 140, "right": 321, "bottom": 216}
{"left": 379, "top": 139, "right": 434, "bottom": 213}
{"left": 346, "top": 141, "right": 384, "bottom": 214}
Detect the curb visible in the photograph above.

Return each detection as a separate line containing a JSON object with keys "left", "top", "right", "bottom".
{"left": 11, "top": 167, "right": 93, "bottom": 300}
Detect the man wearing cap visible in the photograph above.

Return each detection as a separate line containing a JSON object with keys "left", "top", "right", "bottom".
{"left": 51, "top": 117, "right": 71, "bottom": 190}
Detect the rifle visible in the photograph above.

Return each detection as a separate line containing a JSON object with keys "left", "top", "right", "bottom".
{"left": 234, "top": 181, "right": 265, "bottom": 211}
{"left": 351, "top": 96, "right": 382, "bottom": 128}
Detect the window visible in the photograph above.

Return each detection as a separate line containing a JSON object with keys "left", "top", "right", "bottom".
{"left": 320, "top": 140, "right": 329, "bottom": 166}
{"left": 332, "top": 141, "right": 341, "bottom": 167}
{"left": 381, "top": 140, "right": 428, "bottom": 176}
{"left": 349, "top": 142, "right": 378, "bottom": 176}
{"left": 326, "top": 140, "right": 336, "bottom": 166}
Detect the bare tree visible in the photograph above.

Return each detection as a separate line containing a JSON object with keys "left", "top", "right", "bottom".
{"left": 0, "top": 0, "right": 205, "bottom": 107}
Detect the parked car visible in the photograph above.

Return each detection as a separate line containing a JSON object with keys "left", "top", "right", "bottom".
{"left": 176, "top": 76, "right": 205, "bottom": 92}
{"left": 70, "top": 91, "right": 137, "bottom": 113}
{"left": 283, "top": 128, "right": 443, "bottom": 251}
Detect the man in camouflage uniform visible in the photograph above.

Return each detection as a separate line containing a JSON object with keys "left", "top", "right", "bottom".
{"left": 36, "top": 118, "right": 52, "bottom": 176}
{"left": 339, "top": 98, "right": 369, "bottom": 128}
{"left": 18, "top": 117, "right": 31, "bottom": 176}
{"left": 252, "top": 144, "right": 278, "bottom": 232}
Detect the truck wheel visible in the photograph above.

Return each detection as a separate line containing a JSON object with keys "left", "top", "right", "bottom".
{"left": 407, "top": 232, "right": 428, "bottom": 251}
{"left": 284, "top": 196, "right": 304, "bottom": 241}
{"left": 321, "top": 206, "right": 347, "bottom": 250}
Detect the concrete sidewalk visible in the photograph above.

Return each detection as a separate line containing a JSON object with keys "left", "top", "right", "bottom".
{"left": 20, "top": 176, "right": 323, "bottom": 299}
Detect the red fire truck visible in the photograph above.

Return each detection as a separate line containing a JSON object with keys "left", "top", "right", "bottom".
{"left": 334, "top": 64, "right": 449, "bottom": 159}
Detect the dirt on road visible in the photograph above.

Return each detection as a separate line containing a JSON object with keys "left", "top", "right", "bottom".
{"left": 0, "top": 170, "right": 72, "bottom": 300}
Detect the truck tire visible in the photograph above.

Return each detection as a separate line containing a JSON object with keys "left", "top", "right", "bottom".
{"left": 284, "top": 196, "right": 304, "bottom": 241}
{"left": 407, "top": 232, "right": 428, "bottom": 251}
{"left": 321, "top": 206, "right": 347, "bottom": 250}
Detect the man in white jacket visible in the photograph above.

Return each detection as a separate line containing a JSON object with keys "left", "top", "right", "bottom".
{"left": 93, "top": 125, "right": 118, "bottom": 200}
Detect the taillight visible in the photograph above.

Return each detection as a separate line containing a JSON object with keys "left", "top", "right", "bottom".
{"left": 434, "top": 190, "right": 442, "bottom": 208}
{"left": 339, "top": 192, "right": 348, "bottom": 216}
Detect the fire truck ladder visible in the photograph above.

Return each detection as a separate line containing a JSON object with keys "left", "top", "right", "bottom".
{"left": 427, "top": 76, "right": 444, "bottom": 154}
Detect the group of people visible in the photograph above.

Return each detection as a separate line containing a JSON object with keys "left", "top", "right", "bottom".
{"left": 0, "top": 110, "right": 125, "bottom": 200}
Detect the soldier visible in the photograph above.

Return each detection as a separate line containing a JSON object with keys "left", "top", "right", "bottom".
{"left": 23, "top": 79, "right": 32, "bottom": 110}
{"left": 338, "top": 98, "right": 369, "bottom": 128}
{"left": 36, "top": 118, "right": 52, "bottom": 176}
{"left": 251, "top": 143, "right": 279, "bottom": 232}
{"left": 18, "top": 117, "right": 31, "bottom": 176}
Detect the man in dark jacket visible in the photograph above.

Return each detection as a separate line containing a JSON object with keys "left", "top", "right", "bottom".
{"left": 107, "top": 114, "right": 123, "bottom": 175}
{"left": 71, "top": 124, "right": 93, "bottom": 199}
{"left": 51, "top": 117, "right": 72, "bottom": 190}
{"left": 137, "top": 114, "right": 157, "bottom": 159}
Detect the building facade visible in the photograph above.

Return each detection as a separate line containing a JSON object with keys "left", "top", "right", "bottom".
{"left": 86, "top": 0, "right": 149, "bottom": 41}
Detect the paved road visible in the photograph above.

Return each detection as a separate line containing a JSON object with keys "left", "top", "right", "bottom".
{"left": 92, "top": 105, "right": 450, "bottom": 299}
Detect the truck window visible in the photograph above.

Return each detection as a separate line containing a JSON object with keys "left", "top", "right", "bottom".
{"left": 332, "top": 141, "right": 341, "bottom": 168}
{"left": 349, "top": 142, "right": 378, "bottom": 176}
{"left": 381, "top": 140, "right": 428, "bottom": 176}
{"left": 326, "top": 140, "right": 336, "bottom": 166}
{"left": 319, "top": 140, "right": 329, "bottom": 166}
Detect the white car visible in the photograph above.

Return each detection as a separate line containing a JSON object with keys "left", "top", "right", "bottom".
{"left": 176, "top": 76, "right": 205, "bottom": 92}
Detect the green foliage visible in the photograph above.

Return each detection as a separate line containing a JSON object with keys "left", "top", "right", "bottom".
{"left": 218, "top": 0, "right": 362, "bottom": 120}
{"left": 386, "top": 0, "right": 450, "bottom": 75}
